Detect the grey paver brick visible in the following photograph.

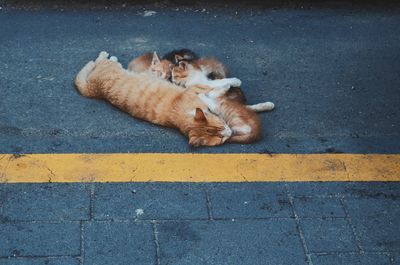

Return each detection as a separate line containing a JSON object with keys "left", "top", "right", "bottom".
{"left": 0, "top": 184, "right": 90, "bottom": 221}
{"left": 0, "top": 222, "right": 80, "bottom": 257}
{"left": 343, "top": 196, "right": 400, "bottom": 217}
{"left": 207, "top": 183, "right": 283, "bottom": 190}
{"left": 311, "top": 253, "right": 391, "bottom": 265}
{"left": 351, "top": 214, "right": 400, "bottom": 252}
{"left": 300, "top": 219, "right": 358, "bottom": 252}
{"left": 344, "top": 182, "right": 400, "bottom": 198}
{"left": 0, "top": 257, "right": 80, "bottom": 265}
{"left": 94, "top": 183, "right": 208, "bottom": 220}
{"left": 287, "top": 182, "right": 400, "bottom": 198}
{"left": 393, "top": 253, "right": 400, "bottom": 265}
{"left": 343, "top": 184, "right": 400, "bottom": 253}
{"left": 293, "top": 196, "right": 346, "bottom": 218}
{"left": 209, "top": 184, "right": 292, "bottom": 218}
{"left": 286, "top": 182, "right": 350, "bottom": 197}
{"left": 83, "top": 221, "right": 154, "bottom": 265}
{"left": 157, "top": 220, "right": 307, "bottom": 265}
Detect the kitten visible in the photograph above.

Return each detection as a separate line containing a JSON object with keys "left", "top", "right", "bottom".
{"left": 174, "top": 55, "right": 228, "bottom": 80}
{"left": 128, "top": 52, "right": 173, "bottom": 80}
{"left": 171, "top": 61, "right": 275, "bottom": 143}
{"left": 172, "top": 53, "right": 247, "bottom": 103}
{"left": 172, "top": 61, "right": 274, "bottom": 113}
{"left": 75, "top": 51, "right": 232, "bottom": 147}
{"left": 128, "top": 49, "right": 199, "bottom": 81}
{"left": 162, "top": 48, "right": 199, "bottom": 64}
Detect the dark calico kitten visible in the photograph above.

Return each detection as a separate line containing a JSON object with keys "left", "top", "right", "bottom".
{"left": 162, "top": 49, "right": 199, "bottom": 64}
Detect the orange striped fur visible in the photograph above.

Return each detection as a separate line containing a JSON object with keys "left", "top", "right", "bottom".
{"left": 75, "top": 52, "right": 232, "bottom": 147}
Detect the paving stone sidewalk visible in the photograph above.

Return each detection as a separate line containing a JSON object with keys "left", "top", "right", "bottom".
{"left": 1, "top": 182, "right": 399, "bottom": 265}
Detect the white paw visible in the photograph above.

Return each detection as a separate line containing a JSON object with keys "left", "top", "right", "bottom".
{"left": 222, "top": 124, "right": 233, "bottom": 138}
{"left": 198, "top": 93, "right": 218, "bottom": 113}
{"left": 198, "top": 93, "right": 208, "bottom": 102}
{"left": 109, "top": 56, "right": 118, "bottom": 62}
{"left": 264, "top": 102, "right": 275, "bottom": 110}
{"left": 87, "top": 61, "right": 95, "bottom": 68}
{"left": 229, "top": 77, "right": 242, "bottom": 87}
{"left": 96, "top": 51, "right": 109, "bottom": 62}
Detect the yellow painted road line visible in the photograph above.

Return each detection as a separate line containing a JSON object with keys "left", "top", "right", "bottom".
{"left": 0, "top": 154, "right": 399, "bottom": 183}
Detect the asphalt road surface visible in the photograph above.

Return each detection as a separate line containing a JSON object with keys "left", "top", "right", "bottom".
{"left": 1, "top": 6, "right": 399, "bottom": 153}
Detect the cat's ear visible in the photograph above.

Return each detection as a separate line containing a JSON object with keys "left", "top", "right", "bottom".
{"left": 189, "top": 137, "right": 204, "bottom": 147}
{"left": 151, "top": 52, "right": 161, "bottom": 66}
{"left": 178, "top": 61, "right": 188, "bottom": 70}
{"left": 175, "top": 54, "right": 184, "bottom": 63}
{"left": 193, "top": 108, "right": 207, "bottom": 122}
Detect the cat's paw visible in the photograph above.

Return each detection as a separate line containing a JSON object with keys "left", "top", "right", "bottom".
{"left": 198, "top": 93, "right": 218, "bottom": 113}
{"left": 264, "top": 102, "right": 275, "bottom": 111}
{"left": 229, "top": 78, "right": 242, "bottom": 87}
{"left": 86, "top": 61, "right": 96, "bottom": 71}
{"left": 198, "top": 93, "right": 210, "bottom": 105}
{"left": 109, "top": 56, "right": 118, "bottom": 62}
{"left": 248, "top": 101, "right": 275, "bottom": 112}
{"left": 96, "top": 51, "right": 109, "bottom": 62}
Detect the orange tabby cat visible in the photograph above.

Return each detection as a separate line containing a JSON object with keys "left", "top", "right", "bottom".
{"left": 172, "top": 61, "right": 274, "bottom": 143}
{"left": 128, "top": 52, "right": 173, "bottom": 80}
{"left": 75, "top": 51, "right": 232, "bottom": 146}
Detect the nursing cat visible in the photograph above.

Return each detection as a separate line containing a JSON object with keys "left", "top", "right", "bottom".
{"left": 173, "top": 53, "right": 228, "bottom": 80}
{"left": 75, "top": 51, "right": 234, "bottom": 146}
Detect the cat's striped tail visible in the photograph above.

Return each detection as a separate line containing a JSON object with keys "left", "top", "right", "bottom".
{"left": 75, "top": 60, "right": 96, "bottom": 97}
{"left": 247, "top": 102, "right": 275, "bottom": 113}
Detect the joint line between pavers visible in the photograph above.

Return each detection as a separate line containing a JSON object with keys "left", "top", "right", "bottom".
{"left": 151, "top": 220, "right": 161, "bottom": 265}
{"left": 285, "top": 184, "right": 314, "bottom": 265}
{"left": 299, "top": 216, "right": 347, "bottom": 220}
{"left": 79, "top": 221, "right": 85, "bottom": 265}
{"left": 0, "top": 220, "right": 81, "bottom": 224}
{"left": 339, "top": 197, "right": 364, "bottom": 253}
{"left": 204, "top": 189, "right": 214, "bottom": 221}
{"left": 0, "top": 217, "right": 302, "bottom": 224}
{"left": 89, "top": 185, "right": 95, "bottom": 221}
{"left": 0, "top": 255, "right": 81, "bottom": 259}
{"left": 91, "top": 217, "right": 295, "bottom": 222}
{"left": 389, "top": 253, "right": 396, "bottom": 265}
{"left": 310, "top": 251, "right": 392, "bottom": 255}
